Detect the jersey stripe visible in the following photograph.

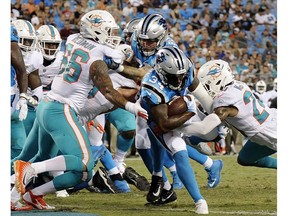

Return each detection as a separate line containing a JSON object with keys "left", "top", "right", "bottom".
{"left": 64, "top": 104, "right": 90, "bottom": 170}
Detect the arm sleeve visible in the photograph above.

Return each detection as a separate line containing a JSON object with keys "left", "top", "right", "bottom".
{"left": 180, "top": 113, "right": 222, "bottom": 137}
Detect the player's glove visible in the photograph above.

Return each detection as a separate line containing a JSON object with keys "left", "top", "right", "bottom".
{"left": 16, "top": 93, "right": 28, "bottom": 121}
{"left": 125, "top": 101, "right": 148, "bottom": 119}
{"left": 183, "top": 95, "right": 196, "bottom": 112}
{"left": 103, "top": 56, "right": 124, "bottom": 72}
{"left": 217, "top": 124, "right": 230, "bottom": 139}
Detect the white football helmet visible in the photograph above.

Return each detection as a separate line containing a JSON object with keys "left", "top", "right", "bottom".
{"left": 273, "top": 77, "right": 277, "bottom": 91}
{"left": 36, "top": 25, "right": 62, "bottom": 60}
{"left": 136, "top": 14, "right": 168, "bottom": 57}
{"left": 256, "top": 80, "right": 267, "bottom": 94}
{"left": 155, "top": 46, "right": 191, "bottom": 91}
{"left": 12, "top": 19, "right": 37, "bottom": 52}
{"left": 80, "top": 10, "right": 121, "bottom": 48}
{"left": 197, "top": 59, "right": 234, "bottom": 98}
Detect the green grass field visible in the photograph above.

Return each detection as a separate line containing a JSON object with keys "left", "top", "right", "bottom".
{"left": 42, "top": 155, "right": 276, "bottom": 216}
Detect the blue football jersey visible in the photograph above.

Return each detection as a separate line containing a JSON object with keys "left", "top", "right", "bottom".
{"left": 140, "top": 69, "right": 194, "bottom": 128}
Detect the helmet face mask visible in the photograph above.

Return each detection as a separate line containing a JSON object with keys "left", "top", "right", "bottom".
{"left": 36, "top": 25, "right": 62, "bottom": 60}
{"left": 155, "top": 46, "right": 190, "bottom": 91}
{"left": 197, "top": 59, "right": 234, "bottom": 98}
{"left": 136, "top": 14, "right": 168, "bottom": 57}
{"left": 12, "top": 19, "right": 37, "bottom": 52}
{"left": 80, "top": 10, "right": 121, "bottom": 48}
{"left": 256, "top": 80, "right": 267, "bottom": 94}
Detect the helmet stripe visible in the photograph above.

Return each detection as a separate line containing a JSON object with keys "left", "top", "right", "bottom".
{"left": 141, "top": 14, "right": 158, "bottom": 34}
{"left": 164, "top": 47, "right": 184, "bottom": 70}
{"left": 48, "top": 25, "right": 55, "bottom": 37}
{"left": 24, "top": 20, "right": 34, "bottom": 35}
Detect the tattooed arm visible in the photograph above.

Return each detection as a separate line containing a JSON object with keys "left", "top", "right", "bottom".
{"left": 90, "top": 60, "right": 128, "bottom": 109}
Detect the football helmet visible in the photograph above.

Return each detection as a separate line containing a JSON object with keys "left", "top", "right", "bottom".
{"left": 12, "top": 19, "right": 37, "bottom": 52}
{"left": 197, "top": 59, "right": 234, "bottom": 98}
{"left": 123, "top": 18, "right": 141, "bottom": 45}
{"left": 36, "top": 25, "right": 62, "bottom": 60}
{"left": 136, "top": 14, "right": 168, "bottom": 57}
{"left": 154, "top": 46, "right": 191, "bottom": 91}
{"left": 255, "top": 80, "right": 267, "bottom": 94}
{"left": 80, "top": 10, "right": 121, "bottom": 48}
{"left": 273, "top": 77, "right": 277, "bottom": 91}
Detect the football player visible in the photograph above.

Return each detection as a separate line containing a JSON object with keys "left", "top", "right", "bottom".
{"left": 180, "top": 59, "right": 277, "bottom": 170}
{"left": 13, "top": 10, "right": 147, "bottom": 210}
{"left": 139, "top": 46, "right": 212, "bottom": 214}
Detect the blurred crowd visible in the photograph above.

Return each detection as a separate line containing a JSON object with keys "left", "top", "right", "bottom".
{"left": 11, "top": 0, "right": 277, "bottom": 89}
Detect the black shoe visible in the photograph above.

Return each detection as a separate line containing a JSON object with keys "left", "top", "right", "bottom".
{"left": 154, "top": 185, "right": 177, "bottom": 205}
{"left": 92, "top": 167, "right": 117, "bottom": 193}
{"left": 123, "top": 167, "right": 150, "bottom": 191}
{"left": 146, "top": 175, "right": 164, "bottom": 203}
{"left": 86, "top": 185, "right": 101, "bottom": 193}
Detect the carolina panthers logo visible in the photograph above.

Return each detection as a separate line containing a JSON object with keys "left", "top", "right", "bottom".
{"left": 207, "top": 64, "right": 223, "bottom": 78}
{"left": 87, "top": 15, "right": 104, "bottom": 27}
{"left": 158, "top": 18, "right": 167, "bottom": 30}
{"left": 156, "top": 52, "right": 166, "bottom": 64}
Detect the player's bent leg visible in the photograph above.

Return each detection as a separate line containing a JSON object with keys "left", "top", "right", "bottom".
{"left": 237, "top": 140, "right": 277, "bottom": 169}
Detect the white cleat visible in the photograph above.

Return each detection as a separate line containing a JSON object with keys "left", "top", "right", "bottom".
{"left": 56, "top": 190, "right": 69, "bottom": 198}
{"left": 195, "top": 199, "right": 209, "bottom": 214}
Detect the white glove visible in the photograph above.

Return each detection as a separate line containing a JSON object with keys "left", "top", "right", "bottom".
{"left": 16, "top": 93, "right": 28, "bottom": 121}
{"left": 218, "top": 124, "right": 230, "bottom": 139}
{"left": 116, "top": 44, "right": 134, "bottom": 62}
{"left": 183, "top": 95, "right": 196, "bottom": 112}
{"left": 125, "top": 101, "right": 148, "bottom": 119}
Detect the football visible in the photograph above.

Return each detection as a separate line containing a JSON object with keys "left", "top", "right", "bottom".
{"left": 167, "top": 96, "right": 189, "bottom": 116}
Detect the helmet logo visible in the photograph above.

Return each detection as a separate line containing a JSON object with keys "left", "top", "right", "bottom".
{"left": 87, "top": 15, "right": 104, "bottom": 27}
{"left": 156, "top": 52, "right": 166, "bottom": 64}
{"left": 207, "top": 64, "right": 223, "bottom": 78}
{"left": 158, "top": 18, "right": 167, "bottom": 30}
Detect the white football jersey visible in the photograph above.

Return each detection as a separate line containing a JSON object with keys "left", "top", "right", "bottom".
{"left": 263, "top": 90, "right": 277, "bottom": 107}
{"left": 212, "top": 80, "right": 277, "bottom": 140}
{"left": 109, "top": 70, "right": 138, "bottom": 89}
{"left": 23, "top": 49, "right": 43, "bottom": 75}
{"left": 38, "top": 51, "right": 63, "bottom": 96}
{"left": 48, "top": 33, "right": 123, "bottom": 113}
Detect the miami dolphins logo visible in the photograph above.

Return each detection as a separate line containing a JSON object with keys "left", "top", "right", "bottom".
{"left": 87, "top": 15, "right": 104, "bottom": 27}
{"left": 207, "top": 64, "right": 223, "bottom": 78}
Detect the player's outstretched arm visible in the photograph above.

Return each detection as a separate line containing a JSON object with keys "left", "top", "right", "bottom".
{"left": 90, "top": 60, "right": 148, "bottom": 119}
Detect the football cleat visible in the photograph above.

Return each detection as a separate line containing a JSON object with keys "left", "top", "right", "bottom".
{"left": 92, "top": 167, "right": 117, "bottom": 193}
{"left": 55, "top": 189, "right": 69, "bottom": 198}
{"left": 195, "top": 199, "right": 209, "bottom": 214}
{"left": 11, "top": 201, "right": 33, "bottom": 211}
{"left": 205, "top": 159, "right": 223, "bottom": 188}
{"left": 23, "top": 190, "right": 55, "bottom": 210}
{"left": 171, "top": 171, "right": 184, "bottom": 190}
{"left": 123, "top": 166, "right": 150, "bottom": 191}
{"left": 154, "top": 185, "right": 177, "bottom": 205}
{"left": 14, "top": 160, "right": 37, "bottom": 194}
{"left": 146, "top": 175, "right": 164, "bottom": 203}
